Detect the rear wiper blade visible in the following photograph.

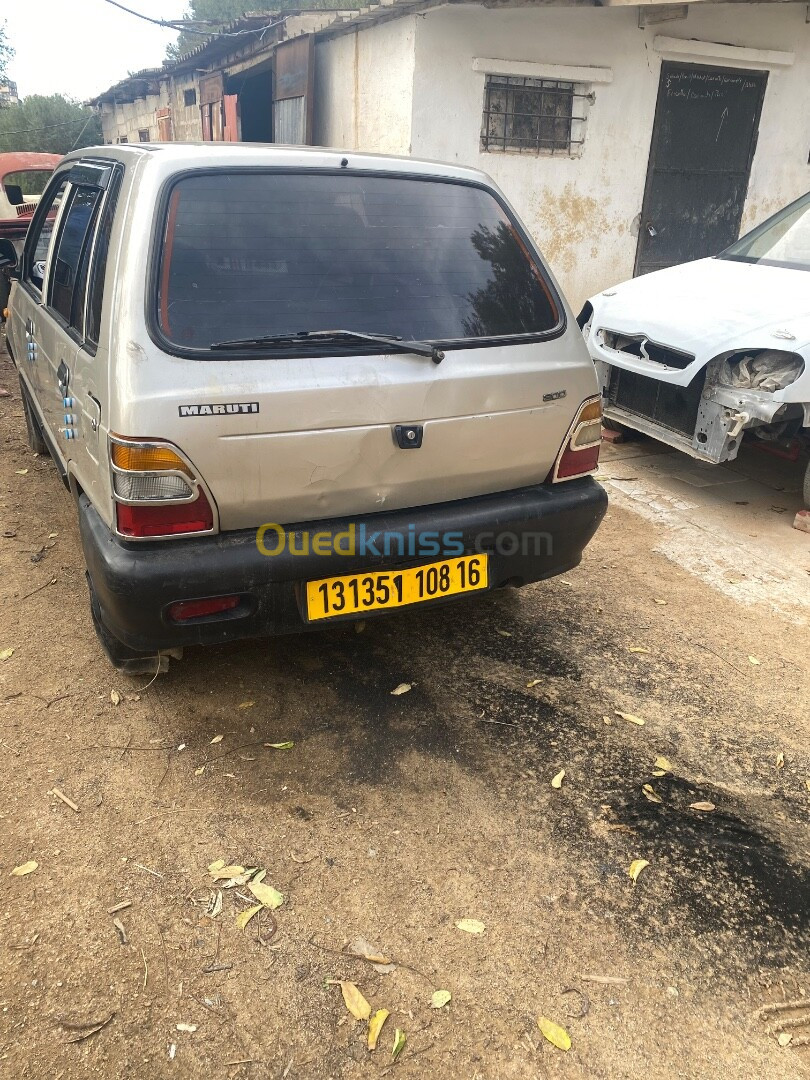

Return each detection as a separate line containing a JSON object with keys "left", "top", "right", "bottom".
{"left": 210, "top": 329, "right": 445, "bottom": 364}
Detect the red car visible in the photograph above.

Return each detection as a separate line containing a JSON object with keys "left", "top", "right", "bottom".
{"left": 0, "top": 152, "right": 61, "bottom": 314}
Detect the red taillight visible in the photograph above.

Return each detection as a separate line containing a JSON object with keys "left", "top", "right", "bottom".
{"left": 167, "top": 595, "right": 240, "bottom": 622}
{"left": 116, "top": 489, "right": 214, "bottom": 537}
{"left": 548, "top": 397, "right": 603, "bottom": 482}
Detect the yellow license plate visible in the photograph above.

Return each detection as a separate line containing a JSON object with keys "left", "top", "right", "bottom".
{"left": 306, "top": 554, "right": 489, "bottom": 622}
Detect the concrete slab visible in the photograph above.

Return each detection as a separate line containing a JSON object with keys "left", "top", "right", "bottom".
{"left": 598, "top": 433, "right": 810, "bottom": 623}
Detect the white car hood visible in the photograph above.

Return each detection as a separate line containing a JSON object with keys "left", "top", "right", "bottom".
{"left": 587, "top": 257, "right": 810, "bottom": 397}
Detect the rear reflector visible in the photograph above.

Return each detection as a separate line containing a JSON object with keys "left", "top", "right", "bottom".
{"left": 116, "top": 489, "right": 214, "bottom": 537}
{"left": 167, "top": 595, "right": 240, "bottom": 622}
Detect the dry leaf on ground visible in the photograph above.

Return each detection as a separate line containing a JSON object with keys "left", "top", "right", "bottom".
{"left": 391, "top": 1029, "right": 406, "bottom": 1061}
{"left": 654, "top": 756, "right": 673, "bottom": 773}
{"left": 328, "top": 980, "right": 371, "bottom": 1021}
{"left": 455, "top": 918, "right": 485, "bottom": 934}
{"left": 551, "top": 769, "right": 565, "bottom": 789}
{"left": 10, "top": 861, "right": 38, "bottom": 877}
{"left": 110, "top": 689, "right": 120, "bottom": 706}
{"left": 367, "top": 1009, "right": 389, "bottom": 1050}
{"left": 627, "top": 646, "right": 651, "bottom": 654}
{"left": 348, "top": 937, "right": 390, "bottom": 965}
{"left": 431, "top": 990, "right": 451, "bottom": 1009}
{"left": 642, "top": 784, "right": 662, "bottom": 804}
{"left": 0, "top": 647, "right": 13, "bottom": 661}
{"left": 537, "top": 1016, "right": 571, "bottom": 1051}
{"left": 264, "top": 741, "right": 294, "bottom": 750}
{"left": 615, "top": 711, "right": 645, "bottom": 726}
{"left": 690, "top": 801, "right": 716, "bottom": 812}
{"left": 390, "top": 683, "right": 412, "bottom": 696}
{"left": 748, "top": 656, "right": 761, "bottom": 666}
{"left": 526, "top": 678, "right": 542, "bottom": 688}
{"left": 210, "top": 734, "right": 224, "bottom": 744}
{"left": 238, "top": 701, "right": 254, "bottom": 709}
{"left": 629, "top": 858, "right": 650, "bottom": 883}
{"left": 235, "top": 904, "right": 262, "bottom": 930}
{"left": 247, "top": 879, "right": 284, "bottom": 909}
{"left": 776, "top": 752, "right": 785, "bottom": 769}
{"left": 210, "top": 864, "right": 245, "bottom": 880}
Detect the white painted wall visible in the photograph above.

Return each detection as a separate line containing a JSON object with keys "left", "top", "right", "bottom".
{"left": 406, "top": 3, "right": 810, "bottom": 309}
{"left": 314, "top": 17, "right": 416, "bottom": 154}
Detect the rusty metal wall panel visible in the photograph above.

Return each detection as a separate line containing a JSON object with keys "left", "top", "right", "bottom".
{"left": 156, "top": 107, "right": 172, "bottom": 141}
{"left": 199, "top": 72, "right": 225, "bottom": 107}
{"left": 273, "top": 35, "right": 314, "bottom": 143}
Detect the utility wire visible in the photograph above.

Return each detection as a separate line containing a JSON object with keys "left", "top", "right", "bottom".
{"left": 0, "top": 116, "right": 95, "bottom": 136}
{"left": 68, "top": 111, "right": 98, "bottom": 151}
{"left": 101, "top": 0, "right": 285, "bottom": 37}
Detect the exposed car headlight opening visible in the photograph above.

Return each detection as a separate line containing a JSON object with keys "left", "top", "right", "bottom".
{"left": 718, "top": 350, "right": 805, "bottom": 393}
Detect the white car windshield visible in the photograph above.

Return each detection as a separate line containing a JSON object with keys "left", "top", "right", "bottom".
{"left": 720, "top": 191, "right": 810, "bottom": 272}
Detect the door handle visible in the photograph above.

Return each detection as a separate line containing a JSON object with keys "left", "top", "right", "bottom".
{"left": 645, "top": 222, "right": 658, "bottom": 237}
{"left": 25, "top": 317, "right": 35, "bottom": 336}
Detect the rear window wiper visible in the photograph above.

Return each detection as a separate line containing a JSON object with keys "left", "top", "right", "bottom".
{"left": 210, "top": 329, "right": 445, "bottom": 364}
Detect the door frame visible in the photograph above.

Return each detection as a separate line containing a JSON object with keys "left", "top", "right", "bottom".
{"left": 634, "top": 59, "right": 767, "bottom": 276}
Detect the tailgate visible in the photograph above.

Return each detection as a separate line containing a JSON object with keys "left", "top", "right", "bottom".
{"left": 126, "top": 338, "right": 596, "bottom": 531}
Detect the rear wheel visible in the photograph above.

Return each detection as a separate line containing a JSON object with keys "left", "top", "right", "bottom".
{"left": 86, "top": 573, "right": 171, "bottom": 675}
{"left": 19, "top": 378, "right": 48, "bottom": 456}
{"left": 803, "top": 457, "right": 810, "bottom": 510}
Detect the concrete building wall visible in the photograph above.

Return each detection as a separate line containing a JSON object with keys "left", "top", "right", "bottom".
{"left": 314, "top": 17, "right": 416, "bottom": 154}
{"left": 98, "top": 73, "right": 202, "bottom": 144}
{"left": 168, "top": 72, "right": 203, "bottom": 142}
{"left": 407, "top": 3, "right": 810, "bottom": 308}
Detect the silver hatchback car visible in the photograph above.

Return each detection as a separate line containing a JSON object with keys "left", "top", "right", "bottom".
{"left": 1, "top": 144, "right": 606, "bottom": 672}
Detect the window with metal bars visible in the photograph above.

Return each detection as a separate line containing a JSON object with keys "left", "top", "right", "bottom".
{"left": 481, "top": 75, "right": 588, "bottom": 155}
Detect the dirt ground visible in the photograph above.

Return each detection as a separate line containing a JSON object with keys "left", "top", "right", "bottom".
{"left": 1, "top": 343, "right": 809, "bottom": 1080}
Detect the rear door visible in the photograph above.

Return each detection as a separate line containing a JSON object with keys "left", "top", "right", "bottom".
{"left": 137, "top": 168, "right": 597, "bottom": 531}
{"left": 35, "top": 162, "right": 112, "bottom": 441}
{"left": 635, "top": 62, "right": 767, "bottom": 275}
{"left": 13, "top": 171, "right": 69, "bottom": 434}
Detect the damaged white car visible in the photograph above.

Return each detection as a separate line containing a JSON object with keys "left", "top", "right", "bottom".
{"left": 581, "top": 190, "right": 810, "bottom": 506}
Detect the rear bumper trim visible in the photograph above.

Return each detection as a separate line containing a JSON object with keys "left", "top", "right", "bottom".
{"left": 79, "top": 479, "right": 607, "bottom": 651}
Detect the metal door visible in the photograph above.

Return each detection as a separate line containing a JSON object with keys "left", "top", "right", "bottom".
{"left": 635, "top": 62, "right": 767, "bottom": 276}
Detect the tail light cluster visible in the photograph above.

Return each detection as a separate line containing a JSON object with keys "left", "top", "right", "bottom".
{"left": 110, "top": 436, "right": 215, "bottom": 538}
{"left": 548, "top": 396, "right": 603, "bottom": 482}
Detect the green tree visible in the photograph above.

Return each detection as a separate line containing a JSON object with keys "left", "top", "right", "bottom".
{"left": 0, "top": 21, "right": 14, "bottom": 93}
{"left": 0, "top": 95, "right": 101, "bottom": 154}
{"left": 169, "top": 0, "right": 359, "bottom": 59}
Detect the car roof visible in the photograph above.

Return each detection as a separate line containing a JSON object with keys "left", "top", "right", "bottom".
{"left": 60, "top": 141, "right": 492, "bottom": 186}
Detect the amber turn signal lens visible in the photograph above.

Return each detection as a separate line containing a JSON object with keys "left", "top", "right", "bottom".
{"left": 111, "top": 442, "right": 192, "bottom": 475}
{"left": 577, "top": 399, "right": 603, "bottom": 424}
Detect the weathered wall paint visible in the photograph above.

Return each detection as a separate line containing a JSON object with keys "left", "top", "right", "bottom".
{"left": 314, "top": 17, "right": 416, "bottom": 154}
{"left": 98, "top": 70, "right": 201, "bottom": 144}
{"left": 407, "top": 3, "right": 810, "bottom": 309}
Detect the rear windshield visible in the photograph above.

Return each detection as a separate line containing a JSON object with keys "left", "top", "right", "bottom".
{"left": 156, "top": 171, "right": 560, "bottom": 351}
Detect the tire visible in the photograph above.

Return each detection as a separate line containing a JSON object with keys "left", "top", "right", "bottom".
{"left": 804, "top": 457, "right": 810, "bottom": 510}
{"left": 86, "top": 573, "right": 168, "bottom": 675}
{"left": 19, "top": 378, "right": 48, "bottom": 456}
{"left": 0, "top": 273, "right": 10, "bottom": 317}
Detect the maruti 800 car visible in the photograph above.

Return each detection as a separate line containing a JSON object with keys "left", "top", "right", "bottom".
{"left": 1, "top": 144, "right": 606, "bottom": 672}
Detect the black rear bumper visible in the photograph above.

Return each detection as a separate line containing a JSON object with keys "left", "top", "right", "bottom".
{"left": 79, "top": 479, "right": 607, "bottom": 652}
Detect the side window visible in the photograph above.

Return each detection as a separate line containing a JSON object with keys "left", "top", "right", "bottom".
{"left": 23, "top": 176, "right": 68, "bottom": 294}
{"left": 86, "top": 171, "right": 122, "bottom": 347}
{"left": 49, "top": 185, "right": 104, "bottom": 329}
